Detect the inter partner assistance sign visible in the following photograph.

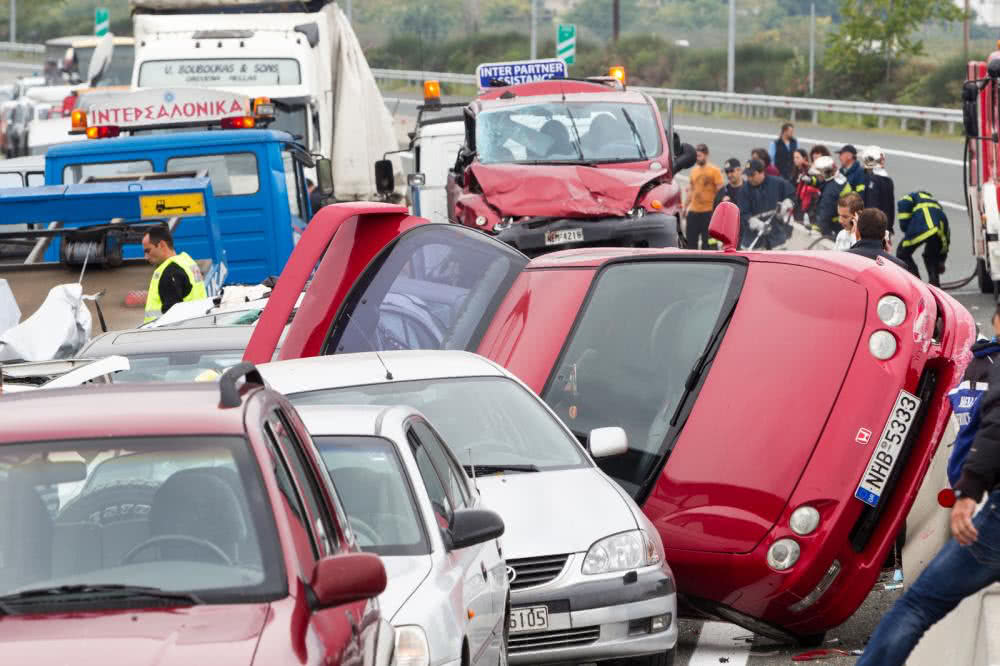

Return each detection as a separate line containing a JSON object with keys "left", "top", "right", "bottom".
{"left": 86, "top": 89, "right": 251, "bottom": 128}
{"left": 476, "top": 59, "right": 567, "bottom": 90}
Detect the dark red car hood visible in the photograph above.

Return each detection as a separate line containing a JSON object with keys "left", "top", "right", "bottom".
{"left": 470, "top": 162, "right": 668, "bottom": 217}
{"left": 0, "top": 604, "right": 269, "bottom": 665}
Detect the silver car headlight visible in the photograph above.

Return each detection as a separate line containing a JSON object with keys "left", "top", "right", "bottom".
{"left": 582, "top": 530, "right": 660, "bottom": 575}
{"left": 876, "top": 295, "right": 906, "bottom": 327}
{"left": 869, "top": 330, "right": 897, "bottom": 360}
{"left": 766, "top": 538, "right": 801, "bottom": 571}
{"left": 394, "top": 625, "right": 429, "bottom": 666}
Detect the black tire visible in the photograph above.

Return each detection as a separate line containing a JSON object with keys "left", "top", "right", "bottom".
{"left": 795, "top": 632, "right": 827, "bottom": 648}
{"left": 621, "top": 649, "right": 676, "bottom": 666}
{"left": 978, "top": 258, "right": 995, "bottom": 294}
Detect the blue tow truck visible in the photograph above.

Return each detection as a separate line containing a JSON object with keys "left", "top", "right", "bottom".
{"left": 43, "top": 87, "right": 333, "bottom": 284}
{"left": 0, "top": 176, "right": 226, "bottom": 331}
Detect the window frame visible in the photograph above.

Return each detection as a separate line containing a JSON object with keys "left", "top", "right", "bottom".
{"left": 166, "top": 151, "right": 261, "bottom": 197}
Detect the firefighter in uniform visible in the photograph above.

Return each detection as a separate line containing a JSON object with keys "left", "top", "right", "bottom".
{"left": 897, "top": 191, "right": 950, "bottom": 287}
{"left": 141, "top": 226, "right": 207, "bottom": 323}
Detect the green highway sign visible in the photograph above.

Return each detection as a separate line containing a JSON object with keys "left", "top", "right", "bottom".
{"left": 95, "top": 8, "right": 110, "bottom": 36}
{"left": 557, "top": 24, "right": 575, "bottom": 65}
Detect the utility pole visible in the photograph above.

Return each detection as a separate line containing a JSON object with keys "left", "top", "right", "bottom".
{"left": 809, "top": 1, "right": 815, "bottom": 95}
{"left": 612, "top": 0, "right": 620, "bottom": 44}
{"left": 530, "top": 0, "right": 537, "bottom": 58}
{"left": 9, "top": 0, "right": 14, "bottom": 43}
{"left": 964, "top": 0, "right": 970, "bottom": 63}
{"left": 727, "top": 0, "right": 735, "bottom": 92}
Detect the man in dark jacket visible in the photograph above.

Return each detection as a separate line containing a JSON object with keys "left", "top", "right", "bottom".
{"left": 743, "top": 159, "right": 795, "bottom": 247}
{"left": 768, "top": 123, "right": 797, "bottom": 182}
{"left": 713, "top": 157, "right": 752, "bottom": 244}
{"left": 847, "top": 208, "right": 910, "bottom": 270}
{"left": 897, "top": 191, "right": 950, "bottom": 286}
{"left": 948, "top": 305, "right": 1000, "bottom": 485}
{"left": 838, "top": 144, "right": 864, "bottom": 196}
{"left": 859, "top": 146, "right": 895, "bottom": 232}
{"left": 811, "top": 155, "right": 846, "bottom": 237}
{"left": 857, "top": 357, "right": 1000, "bottom": 665}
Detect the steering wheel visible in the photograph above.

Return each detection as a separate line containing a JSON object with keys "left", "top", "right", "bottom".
{"left": 121, "top": 534, "right": 232, "bottom": 566}
{"left": 349, "top": 516, "right": 380, "bottom": 545}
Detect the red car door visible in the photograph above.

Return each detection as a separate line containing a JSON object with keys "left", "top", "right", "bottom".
{"left": 245, "top": 203, "right": 527, "bottom": 363}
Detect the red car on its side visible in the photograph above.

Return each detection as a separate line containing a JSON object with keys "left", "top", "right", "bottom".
{"left": 244, "top": 203, "right": 975, "bottom": 644}
{"left": 0, "top": 363, "right": 391, "bottom": 664}
{"left": 446, "top": 74, "right": 696, "bottom": 256}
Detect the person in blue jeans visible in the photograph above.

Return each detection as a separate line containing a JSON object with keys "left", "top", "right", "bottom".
{"left": 857, "top": 362, "right": 1000, "bottom": 665}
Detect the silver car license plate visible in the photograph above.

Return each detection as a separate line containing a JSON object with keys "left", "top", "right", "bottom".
{"left": 544, "top": 228, "right": 584, "bottom": 245}
{"left": 855, "top": 390, "right": 921, "bottom": 507}
{"left": 509, "top": 605, "right": 549, "bottom": 633}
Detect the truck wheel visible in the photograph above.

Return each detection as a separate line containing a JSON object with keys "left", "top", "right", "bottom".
{"left": 978, "top": 258, "right": 995, "bottom": 294}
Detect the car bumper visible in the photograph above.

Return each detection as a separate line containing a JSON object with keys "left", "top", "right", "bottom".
{"left": 496, "top": 214, "right": 679, "bottom": 256}
{"left": 508, "top": 556, "right": 677, "bottom": 664}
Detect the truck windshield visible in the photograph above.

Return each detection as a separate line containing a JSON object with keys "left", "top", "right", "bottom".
{"left": 63, "top": 159, "right": 154, "bottom": 184}
{"left": 476, "top": 101, "right": 661, "bottom": 164}
{"left": 166, "top": 153, "right": 259, "bottom": 196}
{"left": 541, "top": 260, "right": 744, "bottom": 497}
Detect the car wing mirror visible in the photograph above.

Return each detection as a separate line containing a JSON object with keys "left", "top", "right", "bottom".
{"left": 588, "top": 427, "right": 628, "bottom": 458}
{"left": 311, "top": 551, "right": 387, "bottom": 608}
{"left": 672, "top": 142, "right": 697, "bottom": 172}
{"left": 316, "top": 157, "right": 334, "bottom": 197}
{"left": 709, "top": 201, "right": 741, "bottom": 252}
{"left": 374, "top": 159, "right": 395, "bottom": 195}
{"left": 448, "top": 508, "right": 505, "bottom": 550}
{"left": 963, "top": 81, "right": 980, "bottom": 138}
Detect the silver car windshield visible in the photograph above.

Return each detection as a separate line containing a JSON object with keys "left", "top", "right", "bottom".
{"left": 476, "top": 101, "right": 661, "bottom": 164}
{"left": 0, "top": 436, "right": 284, "bottom": 605}
{"left": 313, "top": 435, "right": 429, "bottom": 556}
{"left": 292, "top": 377, "right": 588, "bottom": 470}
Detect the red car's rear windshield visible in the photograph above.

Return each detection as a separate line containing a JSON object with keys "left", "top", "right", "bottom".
{"left": 540, "top": 259, "right": 746, "bottom": 497}
{"left": 0, "top": 436, "right": 285, "bottom": 611}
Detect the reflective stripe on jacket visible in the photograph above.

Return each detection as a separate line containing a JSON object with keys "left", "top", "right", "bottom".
{"left": 897, "top": 191, "right": 949, "bottom": 251}
{"left": 144, "top": 252, "right": 208, "bottom": 323}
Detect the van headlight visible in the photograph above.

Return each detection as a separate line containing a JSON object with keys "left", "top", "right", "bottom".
{"left": 766, "top": 538, "right": 801, "bottom": 571}
{"left": 582, "top": 530, "right": 659, "bottom": 574}
{"left": 394, "top": 625, "right": 429, "bottom": 666}
{"left": 877, "top": 295, "right": 907, "bottom": 327}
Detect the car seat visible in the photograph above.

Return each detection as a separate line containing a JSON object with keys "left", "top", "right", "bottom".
{"left": 539, "top": 119, "right": 573, "bottom": 158}
{"left": 147, "top": 469, "right": 247, "bottom": 562}
{"left": 0, "top": 472, "right": 53, "bottom": 589}
{"left": 583, "top": 113, "right": 627, "bottom": 155}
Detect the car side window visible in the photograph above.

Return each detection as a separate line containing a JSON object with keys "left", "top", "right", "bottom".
{"left": 262, "top": 422, "right": 317, "bottom": 559}
{"left": 407, "top": 427, "right": 454, "bottom": 529}
{"left": 410, "top": 420, "right": 470, "bottom": 509}
{"left": 266, "top": 410, "right": 338, "bottom": 557}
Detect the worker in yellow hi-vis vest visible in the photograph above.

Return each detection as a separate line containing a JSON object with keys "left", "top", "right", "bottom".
{"left": 141, "top": 226, "right": 207, "bottom": 324}
{"left": 896, "top": 191, "right": 950, "bottom": 287}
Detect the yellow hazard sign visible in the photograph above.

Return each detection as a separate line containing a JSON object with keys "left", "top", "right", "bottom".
{"left": 139, "top": 192, "right": 206, "bottom": 219}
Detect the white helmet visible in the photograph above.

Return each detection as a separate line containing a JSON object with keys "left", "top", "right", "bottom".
{"left": 860, "top": 145, "right": 883, "bottom": 170}
{"left": 812, "top": 155, "right": 837, "bottom": 181}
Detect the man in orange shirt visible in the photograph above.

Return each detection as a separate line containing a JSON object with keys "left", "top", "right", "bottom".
{"left": 684, "top": 143, "right": 724, "bottom": 249}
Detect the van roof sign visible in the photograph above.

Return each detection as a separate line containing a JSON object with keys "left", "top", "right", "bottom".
{"left": 476, "top": 59, "right": 567, "bottom": 90}
{"left": 82, "top": 88, "right": 251, "bottom": 131}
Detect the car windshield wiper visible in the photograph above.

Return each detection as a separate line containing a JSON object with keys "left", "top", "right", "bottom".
{"left": 463, "top": 463, "right": 540, "bottom": 475}
{"left": 563, "top": 104, "right": 587, "bottom": 162}
{"left": 620, "top": 107, "right": 647, "bottom": 161}
{"left": 0, "top": 584, "right": 201, "bottom": 608}
{"left": 668, "top": 296, "right": 741, "bottom": 428}
{"left": 515, "top": 159, "right": 598, "bottom": 167}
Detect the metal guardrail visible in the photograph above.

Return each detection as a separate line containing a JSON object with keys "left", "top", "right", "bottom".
{"left": 0, "top": 42, "right": 44, "bottom": 54}
{"left": 373, "top": 67, "right": 962, "bottom": 133}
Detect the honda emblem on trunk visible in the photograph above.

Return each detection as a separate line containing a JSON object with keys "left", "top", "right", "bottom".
{"left": 855, "top": 428, "right": 872, "bottom": 445}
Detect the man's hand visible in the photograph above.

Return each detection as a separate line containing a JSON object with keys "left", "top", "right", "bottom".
{"left": 951, "top": 497, "right": 979, "bottom": 545}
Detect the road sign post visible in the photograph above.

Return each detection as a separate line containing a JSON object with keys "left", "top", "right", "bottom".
{"left": 95, "top": 7, "right": 109, "bottom": 36}
{"left": 557, "top": 24, "right": 575, "bottom": 66}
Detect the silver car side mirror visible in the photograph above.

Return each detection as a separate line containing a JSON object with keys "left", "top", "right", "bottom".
{"left": 588, "top": 427, "right": 628, "bottom": 458}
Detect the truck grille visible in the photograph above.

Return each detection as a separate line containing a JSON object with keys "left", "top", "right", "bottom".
{"left": 507, "top": 554, "right": 569, "bottom": 590}
{"left": 509, "top": 626, "right": 600, "bottom": 654}
{"left": 849, "top": 368, "right": 938, "bottom": 552}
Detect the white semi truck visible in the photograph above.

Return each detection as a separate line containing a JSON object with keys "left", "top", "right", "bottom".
{"left": 129, "top": 0, "right": 399, "bottom": 200}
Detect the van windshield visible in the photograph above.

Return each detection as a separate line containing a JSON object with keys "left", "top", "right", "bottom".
{"left": 541, "top": 260, "right": 744, "bottom": 497}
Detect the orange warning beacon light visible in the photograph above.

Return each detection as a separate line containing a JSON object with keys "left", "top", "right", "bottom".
{"left": 424, "top": 80, "right": 442, "bottom": 105}
{"left": 609, "top": 66, "right": 626, "bottom": 86}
